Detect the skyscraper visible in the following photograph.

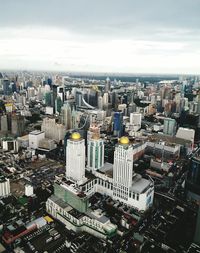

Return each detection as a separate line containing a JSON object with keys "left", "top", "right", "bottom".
{"left": 66, "top": 132, "right": 86, "bottom": 185}
{"left": 61, "top": 103, "right": 72, "bottom": 129}
{"left": 87, "top": 135, "right": 104, "bottom": 171}
{"left": 113, "top": 111, "right": 123, "bottom": 137}
{"left": 113, "top": 136, "right": 133, "bottom": 201}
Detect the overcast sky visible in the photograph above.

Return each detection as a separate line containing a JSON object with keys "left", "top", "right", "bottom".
{"left": 0, "top": 0, "right": 200, "bottom": 74}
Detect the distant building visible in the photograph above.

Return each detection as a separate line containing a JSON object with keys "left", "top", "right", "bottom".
{"left": 113, "top": 111, "right": 123, "bottom": 137}
{"left": 176, "top": 127, "right": 195, "bottom": 143}
{"left": 41, "top": 117, "right": 65, "bottom": 142}
{"left": 0, "top": 115, "right": 8, "bottom": 132}
{"left": 11, "top": 114, "right": 25, "bottom": 137}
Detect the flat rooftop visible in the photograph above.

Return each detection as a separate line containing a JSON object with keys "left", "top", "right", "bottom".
{"left": 29, "top": 130, "right": 44, "bottom": 135}
{"left": 49, "top": 195, "right": 72, "bottom": 212}
{"left": 130, "top": 175, "right": 151, "bottom": 194}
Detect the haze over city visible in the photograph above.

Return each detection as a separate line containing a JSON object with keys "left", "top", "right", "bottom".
{"left": 0, "top": 0, "right": 200, "bottom": 74}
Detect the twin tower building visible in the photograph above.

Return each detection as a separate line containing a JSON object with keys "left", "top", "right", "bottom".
{"left": 66, "top": 132, "right": 154, "bottom": 209}
{"left": 46, "top": 132, "right": 154, "bottom": 238}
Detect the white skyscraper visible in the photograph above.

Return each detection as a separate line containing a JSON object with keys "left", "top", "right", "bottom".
{"left": 113, "top": 137, "right": 133, "bottom": 201}
{"left": 87, "top": 136, "right": 104, "bottom": 171}
{"left": 66, "top": 132, "right": 85, "bottom": 185}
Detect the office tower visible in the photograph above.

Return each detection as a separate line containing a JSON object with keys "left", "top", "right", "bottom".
{"left": 87, "top": 135, "right": 104, "bottom": 171}
{"left": 41, "top": 117, "right": 65, "bottom": 141}
{"left": 103, "top": 93, "right": 109, "bottom": 107}
{"left": 0, "top": 115, "right": 8, "bottom": 132}
{"left": 163, "top": 118, "right": 177, "bottom": 136}
{"left": 11, "top": 114, "right": 25, "bottom": 137}
{"left": 55, "top": 96, "right": 63, "bottom": 114}
{"left": 105, "top": 77, "right": 111, "bottom": 92}
{"left": 44, "top": 91, "right": 52, "bottom": 106}
{"left": 57, "top": 86, "right": 64, "bottom": 102}
{"left": 113, "top": 137, "right": 133, "bottom": 201}
{"left": 37, "top": 85, "right": 45, "bottom": 101}
{"left": 3, "top": 79, "right": 12, "bottom": 96}
{"left": 71, "top": 107, "right": 78, "bottom": 129}
{"left": 52, "top": 84, "right": 58, "bottom": 113}
{"left": 66, "top": 132, "right": 85, "bottom": 185}
{"left": 88, "top": 89, "right": 98, "bottom": 107}
{"left": 194, "top": 205, "right": 200, "bottom": 244}
{"left": 98, "top": 95, "right": 103, "bottom": 110}
{"left": 47, "top": 78, "right": 52, "bottom": 88}
{"left": 197, "top": 94, "right": 200, "bottom": 114}
{"left": 61, "top": 103, "right": 72, "bottom": 129}
{"left": 186, "top": 153, "right": 200, "bottom": 201}
{"left": 27, "top": 87, "right": 35, "bottom": 100}
{"left": 113, "top": 111, "right": 123, "bottom": 137}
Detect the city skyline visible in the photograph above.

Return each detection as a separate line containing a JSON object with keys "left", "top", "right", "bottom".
{"left": 0, "top": 0, "right": 200, "bottom": 74}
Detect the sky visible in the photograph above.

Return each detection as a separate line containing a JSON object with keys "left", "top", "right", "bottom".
{"left": 0, "top": 0, "right": 200, "bottom": 74}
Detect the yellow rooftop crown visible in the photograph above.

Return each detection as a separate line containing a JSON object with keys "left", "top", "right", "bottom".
{"left": 71, "top": 132, "right": 81, "bottom": 140}
{"left": 119, "top": 136, "right": 130, "bottom": 145}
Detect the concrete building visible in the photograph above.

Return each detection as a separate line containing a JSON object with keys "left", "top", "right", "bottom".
{"left": 25, "top": 184, "right": 34, "bottom": 197}
{"left": 0, "top": 176, "right": 10, "bottom": 197}
{"left": 11, "top": 114, "right": 25, "bottom": 137}
{"left": 41, "top": 117, "right": 65, "bottom": 142}
{"left": 61, "top": 103, "right": 72, "bottom": 129}
{"left": 2, "top": 137, "right": 18, "bottom": 152}
{"left": 29, "top": 130, "right": 45, "bottom": 149}
{"left": 66, "top": 132, "right": 86, "bottom": 185}
{"left": 176, "top": 127, "right": 195, "bottom": 142}
{"left": 0, "top": 115, "right": 8, "bottom": 132}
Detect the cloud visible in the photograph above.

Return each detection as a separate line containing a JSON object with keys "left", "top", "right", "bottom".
{"left": 0, "top": 0, "right": 200, "bottom": 73}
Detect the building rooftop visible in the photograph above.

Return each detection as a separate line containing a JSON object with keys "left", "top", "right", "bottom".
{"left": 130, "top": 175, "right": 151, "bottom": 194}
{"left": 49, "top": 195, "right": 72, "bottom": 211}
{"left": 29, "top": 130, "right": 44, "bottom": 135}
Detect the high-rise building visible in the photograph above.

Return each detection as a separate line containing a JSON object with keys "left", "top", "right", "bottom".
{"left": 113, "top": 137, "right": 133, "bottom": 201}
{"left": 0, "top": 115, "right": 8, "bottom": 132}
{"left": 194, "top": 205, "right": 200, "bottom": 245}
{"left": 163, "top": 118, "right": 177, "bottom": 136}
{"left": 87, "top": 136, "right": 104, "bottom": 171}
{"left": 61, "top": 103, "right": 72, "bottom": 129}
{"left": 41, "top": 118, "right": 65, "bottom": 141}
{"left": 11, "top": 114, "right": 25, "bottom": 137}
{"left": 66, "top": 132, "right": 86, "bottom": 185}
{"left": 105, "top": 77, "right": 111, "bottom": 92}
{"left": 113, "top": 111, "right": 123, "bottom": 137}
{"left": 186, "top": 152, "right": 200, "bottom": 201}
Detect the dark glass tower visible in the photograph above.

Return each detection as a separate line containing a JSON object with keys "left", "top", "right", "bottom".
{"left": 186, "top": 150, "right": 200, "bottom": 201}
